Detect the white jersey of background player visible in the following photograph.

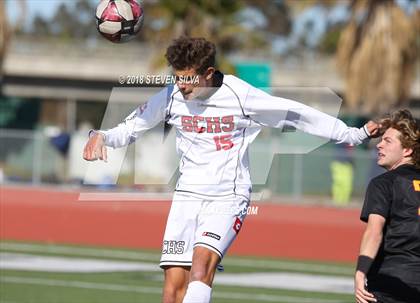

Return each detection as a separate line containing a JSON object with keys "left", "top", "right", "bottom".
{"left": 83, "top": 36, "right": 379, "bottom": 303}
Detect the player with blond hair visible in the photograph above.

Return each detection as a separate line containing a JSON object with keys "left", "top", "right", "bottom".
{"left": 355, "top": 109, "right": 420, "bottom": 303}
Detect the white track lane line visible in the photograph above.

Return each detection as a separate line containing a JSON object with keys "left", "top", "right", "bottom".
{"left": 1, "top": 276, "right": 348, "bottom": 303}
{"left": 0, "top": 242, "right": 353, "bottom": 275}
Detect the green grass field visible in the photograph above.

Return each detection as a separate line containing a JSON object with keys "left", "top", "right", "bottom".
{"left": 0, "top": 241, "right": 355, "bottom": 303}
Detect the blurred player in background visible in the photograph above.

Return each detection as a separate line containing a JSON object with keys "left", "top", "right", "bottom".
{"left": 84, "top": 36, "right": 379, "bottom": 303}
{"left": 355, "top": 109, "right": 420, "bottom": 303}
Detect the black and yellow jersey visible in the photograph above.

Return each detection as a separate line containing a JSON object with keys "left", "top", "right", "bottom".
{"left": 361, "top": 164, "right": 420, "bottom": 300}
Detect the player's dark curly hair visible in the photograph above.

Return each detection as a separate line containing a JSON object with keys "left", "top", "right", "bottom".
{"left": 165, "top": 36, "right": 216, "bottom": 75}
{"left": 379, "top": 109, "right": 420, "bottom": 168}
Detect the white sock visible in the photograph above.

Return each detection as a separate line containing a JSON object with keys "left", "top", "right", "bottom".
{"left": 182, "top": 281, "right": 212, "bottom": 303}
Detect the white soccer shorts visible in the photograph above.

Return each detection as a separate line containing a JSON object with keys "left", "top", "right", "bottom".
{"left": 159, "top": 192, "right": 249, "bottom": 269}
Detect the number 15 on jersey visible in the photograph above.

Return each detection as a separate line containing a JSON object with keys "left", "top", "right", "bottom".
{"left": 214, "top": 135, "right": 234, "bottom": 151}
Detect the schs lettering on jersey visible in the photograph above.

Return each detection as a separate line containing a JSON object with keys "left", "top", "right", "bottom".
{"left": 181, "top": 115, "right": 234, "bottom": 133}
{"left": 167, "top": 84, "right": 255, "bottom": 198}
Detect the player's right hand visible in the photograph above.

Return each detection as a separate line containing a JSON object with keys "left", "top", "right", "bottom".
{"left": 83, "top": 132, "right": 108, "bottom": 162}
{"left": 365, "top": 121, "right": 381, "bottom": 138}
{"left": 354, "top": 271, "right": 376, "bottom": 303}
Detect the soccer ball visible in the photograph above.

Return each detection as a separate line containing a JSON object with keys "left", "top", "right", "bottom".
{"left": 96, "top": 0, "right": 144, "bottom": 43}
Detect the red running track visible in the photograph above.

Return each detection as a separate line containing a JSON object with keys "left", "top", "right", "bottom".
{"left": 0, "top": 186, "right": 365, "bottom": 262}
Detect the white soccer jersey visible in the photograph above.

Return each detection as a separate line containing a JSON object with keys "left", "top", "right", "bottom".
{"left": 100, "top": 73, "right": 369, "bottom": 199}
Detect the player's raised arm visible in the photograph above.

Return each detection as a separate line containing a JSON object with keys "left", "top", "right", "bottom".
{"left": 82, "top": 87, "right": 171, "bottom": 161}
{"left": 243, "top": 86, "right": 379, "bottom": 145}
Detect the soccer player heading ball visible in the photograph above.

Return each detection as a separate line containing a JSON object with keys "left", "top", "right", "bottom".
{"left": 355, "top": 109, "right": 419, "bottom": 303}
{"left": 83, "top": 36, "right": 379, "bottom": 303}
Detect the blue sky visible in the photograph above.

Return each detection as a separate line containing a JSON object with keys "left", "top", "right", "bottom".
{"left": 7, "top": 0, "right": 61, "bottom": 26}
{"left": 6, "top": 0, "right": 96, "bottom": 28}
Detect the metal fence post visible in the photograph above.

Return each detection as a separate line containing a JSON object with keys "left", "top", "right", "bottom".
{"left": 32, "top": 131, "right": 42, "bottom": 184}
{"left": 292, "top": 154, "right": 303, "bottom": 201}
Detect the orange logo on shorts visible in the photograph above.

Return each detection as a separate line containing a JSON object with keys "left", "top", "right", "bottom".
{"left": 413, "top": 180, "right": 420, "bottom": 192}
{"left": 233, "top": 217, "right": 242, "bottom": 234}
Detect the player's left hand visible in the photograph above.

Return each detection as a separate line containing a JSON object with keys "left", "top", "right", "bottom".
{"left": 354, "top": 271, "right": 376, "bottom": 303}
{"left": 365, "top": 121, "right": 381, "bottom": 138}
{"left": 83, "top": 132, "right": 107, "bottom": 162}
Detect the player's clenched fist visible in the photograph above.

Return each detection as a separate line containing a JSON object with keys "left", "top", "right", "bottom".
{"left": 83, "top": 132, "right": 108, "bottom": 162}
{"left": 365, "top": 120, "right": 381, "bottom": 138}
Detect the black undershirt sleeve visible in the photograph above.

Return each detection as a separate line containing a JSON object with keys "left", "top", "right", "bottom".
{"left": 360, "top": 177, "right": 393, "bottom": 222}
